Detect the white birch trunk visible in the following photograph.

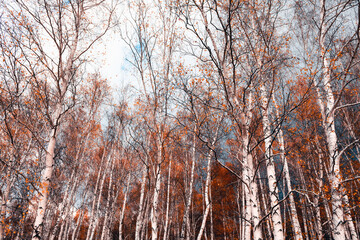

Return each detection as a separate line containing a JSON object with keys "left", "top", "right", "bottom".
{"left": 236, "top": 187, "right": 243, "bottom": 240}
{"left": 150, "top": 135, "right": 163, "bottom": 240}
{"left": 31, "top": 9, "right": 80, "bottom": 236}
{"left": 318, "top": 1, "right": 346, "bottom": 238}
{"left": 242, "top": 160, "right": 252, "bottom": 240}
{"left": 72, "top": 209, "right": 84, "bottom": 240}
{"left": 247, "top": 7, "right": 281, "bottom": 238}
{"left": 0, "top": 171, "right": 13, "bottom": 240}
{"left": 301, "top": 205, "right": 310, "bottom": 240}
{"left": 119, "top": 174, "right": 131, "bottom": 240}
{"left": 272, "top": 95, "right": 303, "bottom": 239}
{"left": 260, "top": 84, "right": 284, "bottom": 240}
{"left": 163, "top": 158, "right": 172, "bottom": 240}
{"left": 59, "top": 178, "right": 80, "bottom": 240}
{"left": 209, "top": 186, "right": 214, "bottom": 240}
{"left": 314, "top": 138, "right": 326, "bottom": 240}
{"left": 150, "top": 163, "right": 161, "bottom": 240}
{"left": 72, "top": 187, "right": 89, "bottom": 240}
{"left": 314, "top": 195, "right": 323, "bottom": 240}
{"left": 238, "top": 185, "right": 244, "bottom": 240}
{"left": 60, "top": 176, "right": 85, "bottom": 240}
{"left": 281, "top": 132, "right": 303, "bottom": 239}
{"left": 32, "top": 123, "right": 59, "bottom": 240}
{"left": 100, "top": 158, "right": 115, "bottom": 240}
{"left": 250, "top": 152, "right": 263, "bottom": 240}
{"left": 85, "top": 151, "right": 106, "bottom": 240}
{"left": 49, "top": 117, "right": 94, "bottom": 239}
{"left": 196, "top": 148, "right": 213, "bottom": 240}
{"left": 181, "top": 130, "right": 196, "bottom": 240}
{"left": 58, "top": 218, "right": 66, "bottom": 240}
{"left": 135, "top": 163, "right": 147, "bottom": 240}
{"left": 104, "top": 187, "right": 121, "bottom": 240}
{"left": 141, "top": 194, "right": 151, "bottom": 240}
{"left": 237, "top": 89, "right": 262, "bottom": 240}
{"left": 87, "top": 149, "right": 113, "bottom": 240}
{"left": 343, "top": 193, "right": 358, "bottom": 240}
{"left": 0, "top": 149, "right": 17, "bottom": 240}
{"left": 49, "top": 170, "right": 77, "bottom": 240}
{"left": 62, "top": 218, "right": 71, "bottom": 240}
{"left": 323, "top": 59, "right": 346, "bottom": 240}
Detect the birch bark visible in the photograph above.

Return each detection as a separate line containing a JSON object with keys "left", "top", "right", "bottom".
{"left": 273, "top": 95, "right": 303, "bottom": 239}
{"left": 241, "top": 167, "right": 251, "bottom": 240}
{"left": 49, "top": 170, "right": 77, "bottom": 240}
{"left": 100, "top": 158, "right": 115, "bottom": 240}
{"left": 0, "top": 169, "right": 14, "bottom": 240}
{"left": 238, "top": 89, "right": 262, "bottom": 240}
{"left": 196, "top": 126, "right": 220, "bottom": 240}
{"left": 85, "top": 148, "right": 108, "bottom": 240}
{"left": 58, "top": 176, "right": 80, "bottom": 240}
{"left": 196, "top": 148, "right": 213, "bottom": 240}
{"left": 31, "top": 2, "right": 82, "bottom": 236}
{"left": 318, "top": 1, "right": 346, "bottom": 238}
{"left": 72, "top": 187, "right": 89, "bottom": 240}
{"left": 118, "top": 174, "right": 131, "bottom": 240}
{"left": 86, "top": 149, "right": 114, "bottom": 240}
{"left": 32, "top": 124, "right": 58, "bottom": 240}
{"left": 181, "top": 129, "right": 197, "bottom": 240}
{"left": 163, "top": 158, "right": 172, "bottom": 240}
{"left": 135, "top": 163, "right": 147, "bottom": 240}
{"left": 150, "top": 155, "right": 161, "bottom": 240}
{"left": 260, "top": 84, "right": 284, "bottom": 240}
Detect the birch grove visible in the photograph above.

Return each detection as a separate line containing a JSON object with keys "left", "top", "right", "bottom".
{"left": 0, "top": 0, "right": 359, "bottom": 239}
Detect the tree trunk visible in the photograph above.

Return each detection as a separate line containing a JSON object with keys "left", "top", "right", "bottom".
{"left": 163, "top": 158, "right": 172, "bottom": 240}
{"left": 135, "top": 163, "right": 147, "bottom": 240}
{"left": 87, "top": 149, "right": 113, "bottom": 240}
{"left": 119, "top": 174, "right": 131, "bottom": 240}
{"left": 273, "top": 95, "right": 303, "bottom": 239}
{"left": 49, "top": 170, "right": 77, "bottom": 240}
{"left": 242, "top": 164, "right": 252, "bottom": 240}
{"left": 318, "top": 1, "right": 346, "bottom": 238}
{"left": 150, "top": 135, "right": 163, "bottom": 240}
{"left": 141, "top": 194, "right": 151, "bottom": 240}
{"left": 314, "top": 138, "right": 324, "bottom": 240}
{"left": 32, "top": 123, "right": 59, "bottom": 240}
{"left": 150, "top": 163, "right": 161, "bottom": 240}
{"left": 343, "top": 193, "right": 359, "bottom": 240}
{"left": 196, "top": 148, "right": 213, "bottom": 240}
{"left": 100, "top": 158, "right": 115, "bottom": 240}
{"left": 59, "top": 176, "right": 84, "bottom": 240}
{"left": 72, "top": 209, "right": 84, "bottom": 240}
{"left": 239, "top": 89, "right": 262, "bottom": 240}
{"left": 181, "top": 130, "right": 196, "bottom": 240}
{"left": 0, "top": 171, "right": 13, "bottom": 240}
{"left": 209, "top": 188, "right": 214, "bottom": 240}
{"left": 260, "top": 84, "right": 284, "bottom": 240}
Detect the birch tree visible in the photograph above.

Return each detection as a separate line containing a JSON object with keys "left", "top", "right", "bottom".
{"left": 1, "top": 0, "right": 114, "bottom": 238}
{"left": 294, "top": 0, "right": 360, "bottom": 238}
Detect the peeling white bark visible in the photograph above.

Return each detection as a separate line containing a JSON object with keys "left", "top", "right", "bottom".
{"left": 100, "top": 158, "right": 115, "bottom": 240}
{"left": 318, "top": 1, "right": 346, "bottom": 238}
{"left": 150, "top": 136, "right": 163, "bottom": 240}
{"left": 32, "top": 125, "right": 58, "bottom": 240}
{"left": 196, "top": 148, "right": 213, "bottom": 240}
{"left": 260, "top": 84, "right": 284, "bottom": 240}
{"left": 135, "top": 163, "right": 147, "bottom": 240}
{"left": 181, "top": 130, "right": 197, "bottom": 240}
{"left": 86, "top": 148, "right": 113, "bottom": 240}
{"left": 119, "top": 174, "right": 131, "bottom": 240}
{"left": 163, "top": 158, "right": 172, "bottom": 240}
{"left": 273, "top": 95, "right": 303, "bottom": 240}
